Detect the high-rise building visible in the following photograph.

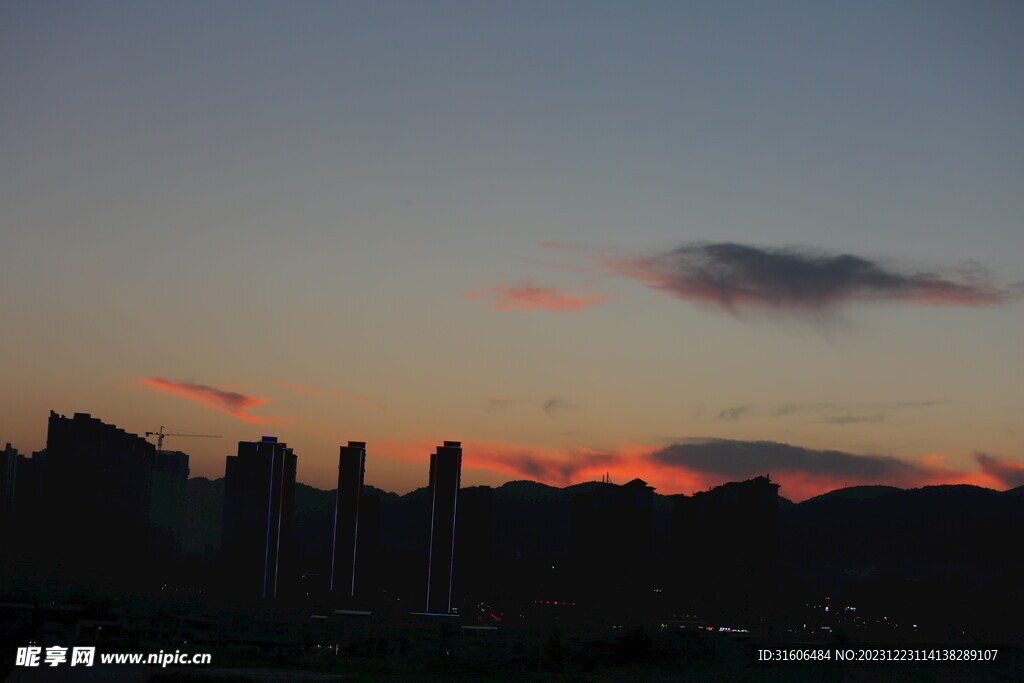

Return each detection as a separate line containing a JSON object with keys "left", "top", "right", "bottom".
{"left": 39, "top": 412, "right": 184, "bottom": 589}
{"left": 331, "top": 441, "right": 366, "bottom": 599}
{"left": 425, "top": 441, "right": 462, "bottom": 614}
{"left": 222, "top": 436, "right": 297, "bottom": 599}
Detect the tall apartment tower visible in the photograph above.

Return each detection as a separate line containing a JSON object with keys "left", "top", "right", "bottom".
{"left": 222, "top": 436, "right": 297, "bottom": 599}
{"left": 40, "top": 411, "right": 180, "bottom": 588}
{"left": 425, "top": 441, "right": 462, "bottom": 614}
{"left": 331, "top": 441, "right": 366, "bottom": 599}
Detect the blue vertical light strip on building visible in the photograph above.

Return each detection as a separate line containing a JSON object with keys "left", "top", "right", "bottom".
{"left": 350, "top": 482, "right": 359, "bottom": 597}
{"left": 274, "top": 449, "right": 283, "bottom": 599}
{"left": 329, "top": 484, "right": 338, "bottom": 593}
{"left": 425, "top": 455, "right": 437, "bottom": 611}
{"left": 263, "top": 445, "right": 275, "bottom": 599}
{"left": 447, "top": 481, "right": 458, "bottom": 614}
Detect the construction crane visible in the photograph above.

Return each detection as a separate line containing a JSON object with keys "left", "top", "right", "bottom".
{"left": 145, "top": 426, "right": 221, "bottom": 451}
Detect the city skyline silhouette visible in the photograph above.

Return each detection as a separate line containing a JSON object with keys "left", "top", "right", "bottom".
{"left": 2, "top": 410, "right": 1022, "bottom": 679}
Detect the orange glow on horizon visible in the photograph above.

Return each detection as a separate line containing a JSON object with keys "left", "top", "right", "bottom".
{"left": 352, "top": 438, "right": 1007, "bottom": 502}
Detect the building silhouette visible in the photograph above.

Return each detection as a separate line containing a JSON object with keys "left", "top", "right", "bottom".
{"left": 0, "top": 443, "right": 18, "bottom": 534}
{"left": 331, "top": 441, "right": 366, "bottom": 600}
{"left": 222, "top": 436, "right": 297, "bottom": 599}
{"left": 425, "top": 441, "right": 462, "bottom": 614}
{"left": 453, "top": 485, "right": 494, "bottom": 607}
{"left": 673, "top": 475, "right": 780, "bottom": 618}
{"left": 570, "top": 478, "right": 655, "bottom": 615}
{"left": 150, "top": 449, "right": 190, "bottom": 569}
{"left": 35, "top": 412, "right": 188, "bottom": 590}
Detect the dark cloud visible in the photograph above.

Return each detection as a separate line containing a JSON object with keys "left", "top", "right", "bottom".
{"left": 603, "top": 242, "right": 1017, "bottom": 314}
{"left": 649, "top": 438, "right": 925, "bottom": 484}
{"left": 974, "top": 453, "right": 1024, "bottom": 489}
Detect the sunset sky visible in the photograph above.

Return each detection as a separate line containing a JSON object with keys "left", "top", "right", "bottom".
{"left": 2, "top": 1, "right": 1022, "bottom": 501}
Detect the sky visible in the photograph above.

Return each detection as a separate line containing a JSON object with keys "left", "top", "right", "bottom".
{"left": 1, "top": 1, "right": 1022, "bottom": 501}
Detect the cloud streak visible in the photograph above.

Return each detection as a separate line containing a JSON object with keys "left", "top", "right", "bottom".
{"left": 713, "top": 400, "right": 943, "bottom": 424}
{"left": 137, "top": 377, "right": 293, "bottom": 425}
{"left": 546, "top": 241, "right": 1019, "bottom": 315}
{"left": 543, "top": 397, "right": 581, "bottom": 418}
{"left": 465, "top": 281, "right": 608, "bottom": 312}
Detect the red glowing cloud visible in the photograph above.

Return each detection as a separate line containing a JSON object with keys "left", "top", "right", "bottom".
{"left": 465, "top": 281, "right": 608, "bottom": 312}
{"left": 137, "top": 377, "right": 293, "bottom": 425}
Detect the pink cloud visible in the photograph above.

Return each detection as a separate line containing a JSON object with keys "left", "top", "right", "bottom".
{"left": 465, "top": 281, "right": 608, "bottom": 312}
{"left": 137, "top": 377, "right": 293, "bottom": 425}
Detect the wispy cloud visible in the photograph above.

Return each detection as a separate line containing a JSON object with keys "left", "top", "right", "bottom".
{"left": 825, "top": 414, "right": 884, "bottom": 424}
{"left": 465, "top": 281, "right": 608, "bottom": 312}
{"left": 137, "top": 377, "right": 293, "bottom": 425}
{"left": 277, "top": 382, "right": 388, "bottom": 413}
{"left": 769, "top": 403, "right": 835, "bottom": 417}
{"left": 544, "top": 241, "right": 1020, "bottom": 316}
{"left": 717, "top": 404, "right": 756, "bottom": 421}
{"left": 714, "top": 400, "right": 943, "bottom": 424}
{"left": 543, "top": 397, "right": 581, "bottom": 418}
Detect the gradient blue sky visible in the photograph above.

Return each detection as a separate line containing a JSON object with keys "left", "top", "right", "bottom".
{"left": 2, "top": 1, "right": 1021, "bottom": 499}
